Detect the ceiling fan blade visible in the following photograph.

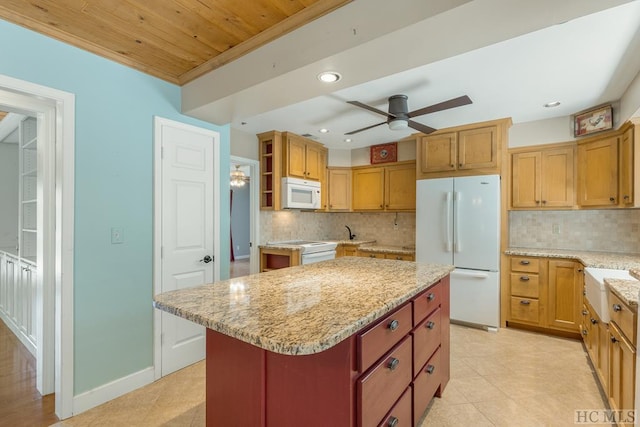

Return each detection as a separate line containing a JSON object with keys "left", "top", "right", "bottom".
{"left": 408, "top": 95, "right": 472, "bottom": 118}
{"left": 347, "top": 101, "right": 394, "bottom": 118}
{"left": 407, "top": 120, "right": 437, "bottom": 134}
{"left": 344, "top": 121, "right": 387, "bottom": 135}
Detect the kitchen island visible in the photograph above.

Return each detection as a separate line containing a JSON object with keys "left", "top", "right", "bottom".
{"left": 154, "top": 257, "right": 453, "bottom": 426}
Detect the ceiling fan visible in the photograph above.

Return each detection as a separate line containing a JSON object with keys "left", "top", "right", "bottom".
{"left": 230, "top": 165, "right": 250, "bottom": 187}
{"left": 345, "top": 94, "right": 472, "bottom": 135}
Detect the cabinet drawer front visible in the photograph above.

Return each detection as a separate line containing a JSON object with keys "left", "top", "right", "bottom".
{"left": 385, "top": 253, "right": 414, "bottom": 261}
{"left": 413, "top": 281, "right": 441, "bottom": 325}
{"left": 510, "top": 297, "right": 539, "bottom": 324}
{"left": 609, "top": 292, "right": 637, "bottom": 346}
{"left": 344, "top": 247, "right": 358, "bottom": 256}
{"left": 377, "top": 386, "right": 412, "bottom": 427}
{"left": 412, "top": 307, "right": 441, "bottom": 375}
{"left": 413, "top": 347, "right": 442, "bottom": 426}
{"left": 358, "top": 336, "right": 413, "bottom": 427}
{"left": 510, "top": 257, "right": 540, "bottom": 273}
{"left": 509, "top": 273, "right": 539, "bottom": 298}
{"left": 359, "top": 303, "right": 413, "bottom": 372}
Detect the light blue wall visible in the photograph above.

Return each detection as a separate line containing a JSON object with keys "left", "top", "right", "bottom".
{"left": 0, "top": 19, "right": 230, "bottom": 394}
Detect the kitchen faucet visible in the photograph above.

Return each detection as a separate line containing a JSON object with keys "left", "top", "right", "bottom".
{"left": 345, "top": 225, "right": 356, "bottom": 241}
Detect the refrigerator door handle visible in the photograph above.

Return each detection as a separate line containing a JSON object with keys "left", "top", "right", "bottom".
{"left": 451, "top": 270, "right": 489, "bottom": 279}
{"left": 453, "top": 191, "right": 461, "bottom": 253}
{"left": 445, "top": 192, "right": 452, "bottom": 252}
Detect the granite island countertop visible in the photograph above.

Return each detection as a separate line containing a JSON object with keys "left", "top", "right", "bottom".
{"left": 154, "top": 257, "right": 453, "bottom": 356}
{"left": 505, "top": 247, "right": 640, "bottom": 270}
{"left": 358, "top": 244, "right": 416, "bottom": 255}
{"left": 604, "top": 278, "right": 640, "bottom": 308}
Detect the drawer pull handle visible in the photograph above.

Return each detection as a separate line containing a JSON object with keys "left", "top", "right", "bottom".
{"left": 387, "top": 357, "right": 400, "bottom": 371}
{"left": 388, "top": 319, "right": 399, "bottom": 331}
{"left": 582, "top": 310, "right": 588, "bottom": 315}
{"left": 519, "top": 260, "right": 530, "bottom": 265}
{"left": 611, "top": 336, "right": 618, "bottom": 344}
{"left": 519, "top": 276, "right": 530, "bottom": 282}
{"left": 612, "top": 304, "right": 622, "bottom": 312}
{"left": 387, "top": 416, "right": 399, "bottom": 427}
{"left": 590, "top": 318, "right": 597, "bottom": 325}
{"left": 426, "top": 321, "right": 435, "bottom": 330}
{"left": 427, "top": 293, "right": 435, "bottom": 301}
{"left": 582, "top": 330, "right": 588, "bottom": 336}
{"left": 520, "top": 300, "right": 531, "bottom": 305}
{"left": 426, "top": 364, "right": 435, "bottom": 374}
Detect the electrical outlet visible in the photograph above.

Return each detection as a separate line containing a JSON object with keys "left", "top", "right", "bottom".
{"left": 111, "top": 227, "right": 124, "bottom": 244}
{"left": 552, "top": 224, "right": 560, "bottom": 235}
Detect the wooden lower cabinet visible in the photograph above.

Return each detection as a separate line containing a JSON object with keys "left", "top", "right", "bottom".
{"left": 205, "top": 276, "right": 450, "bottom": 426}
{"left": 259, "top": 247, "right": 300, "bottom": 272}
{"left": 581, "top": 301, "right": 608, "bottom": 392}
{"left": 506, "top": 256, "right": 582, "bottom": 334}
{"left": 608, "top": 323, "right": 635, "bottom": 425}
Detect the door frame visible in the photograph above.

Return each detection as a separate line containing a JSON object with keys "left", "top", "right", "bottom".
{"left": 0, "top": 74, "right": 76, "bottom": 419}
{"left": 230, "top": 156, "right": 260, "bottom": 274}
{"left": 152, "top": 116, "right": 221, "bottom": 380}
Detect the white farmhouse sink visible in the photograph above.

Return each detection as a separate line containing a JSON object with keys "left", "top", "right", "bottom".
{"left": 584, "top": 267, "right": 635, "bottom": 323}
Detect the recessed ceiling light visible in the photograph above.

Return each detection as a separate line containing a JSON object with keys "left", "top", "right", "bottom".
{"left": 317, "top": 72, "right": 341, "bottom": 83}
{"left": 319, "top": 128, "right": 329, "bottom": 133}
{"left": 544, "top": 101, "right": 561, "bottom": 108}
{"left": 344, "top": 138, "right": 352, "bottom": 143}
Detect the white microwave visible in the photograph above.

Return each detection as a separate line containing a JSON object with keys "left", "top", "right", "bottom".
{"left": 281, "top": 177, "right": 321, "bottom": 209}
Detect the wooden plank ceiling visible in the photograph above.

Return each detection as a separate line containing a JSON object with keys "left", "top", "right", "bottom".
{"left": 0, "top": 0, "right": 351, "bottom": 85}
{"left": 0, "top": 111, "right": 7, "bottom": 122}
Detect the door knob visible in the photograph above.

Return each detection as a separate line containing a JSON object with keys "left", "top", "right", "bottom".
{"left": 199, "top": 255, "right": 213, "bottom": 264}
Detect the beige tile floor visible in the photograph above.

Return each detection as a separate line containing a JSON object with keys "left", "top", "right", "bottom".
{"left": 52, "top": 324, "right": 607, "bottom": 427}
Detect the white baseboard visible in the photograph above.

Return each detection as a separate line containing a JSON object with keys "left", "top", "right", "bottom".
{"left": 233, "top": 255, "right": 250, "bottom": 260}
{"left": 73, "top": 366, "right": 155, "bottom": 416}
{"left": 0, "top": 310, "right": 36, "bottom": 356}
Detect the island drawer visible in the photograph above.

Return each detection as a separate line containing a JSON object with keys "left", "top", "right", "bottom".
{"left": 413, "top": 347, "right": 442, "bottom": 426}
{"left": 413, "top": 280, "right": 442, "bottom": 325}
{"left": 609, "top": 291, "right": 637, "bottom": 346}
{"left": 510, "top": 297, "right": 539, "bottom": 324}
{"left": 377, "top": 386, "right": 412, "bottom": 427}
{"left": 358, "top": 336, "right": 412, "bottom": 427}
{"left": 510, "top": 273, "right": 539, "bottom": 298}
{"left": 358, "top": 303, "right": 413, "bottom": 372}
{"left": 510, "top": 257, "right": 539, "bottom": 273}
{"left": 412, "top": 307, "right": 441, "bottom": 375}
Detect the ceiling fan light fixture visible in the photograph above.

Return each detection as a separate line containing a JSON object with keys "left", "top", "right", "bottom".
{"left": 230, "top": 165, "right": 247, "bottom": 187}
{"left": 317, "top": 71, "right": 341, "bottom": 83}
{"left": 388, "top": 119, "right": 408, "bottom": 131}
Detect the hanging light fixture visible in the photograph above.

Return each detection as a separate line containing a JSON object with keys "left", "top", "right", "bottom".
{"left": 230, "top": 165, "right": 248, "bottom": 187}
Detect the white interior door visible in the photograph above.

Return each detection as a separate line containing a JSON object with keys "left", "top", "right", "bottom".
{"left": 159, "top": 120, "right": 214, "bottom": 376}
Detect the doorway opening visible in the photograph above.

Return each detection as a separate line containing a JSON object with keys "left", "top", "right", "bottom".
{"left": 230, "top": 156, "right": 259, "bottom": 278}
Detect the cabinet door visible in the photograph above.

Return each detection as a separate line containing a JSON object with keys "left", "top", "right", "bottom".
{"left": 596, "top": 316, "right": 609, "bottom": 392}
{"left": 547, "top": 260, "right": 581, "bottom": 331}
{"left": 327, "top": 168, "right": 351, "bottom": 210}
{"left": 511, "top": 151, "right": 541, "bottom": 208}
{"left": 285, "top": 135, "right": 307, "bottom": 179}
{"left": 419, "top": 133, "right": 456, "bottom": 173}
{"left": 608, "top": 323, "right": 636, "bottom": 418}
{"left": 541, "top": 147, "right": 574, "bottom": 207}
{"left": 385, "top": 163, "right": 416, "bottom": 211}
{"left": 352, "top": 167, "right": 385, "bottom": 210}
{"left": 619, "top": 127, "right": 634, "bottom": 206}
{"left": 305, "top": 143, "right": 325, "bottom": 181}
{"left": 457, "top": 126, "right": 497, "bottom": 169}
{"left": 577, "top": 136, "right": 618, "bottom": 206}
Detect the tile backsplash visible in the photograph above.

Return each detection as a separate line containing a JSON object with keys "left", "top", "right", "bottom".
{"left": 509, "top": 210, "right": 640, "bottom": 253}
{"left": 260, "top": 211, "right": 416, "bottom": 246}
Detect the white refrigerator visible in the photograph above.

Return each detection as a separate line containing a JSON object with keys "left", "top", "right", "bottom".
{"left": 416, "top": 175, "right": 500, "bottom": 329}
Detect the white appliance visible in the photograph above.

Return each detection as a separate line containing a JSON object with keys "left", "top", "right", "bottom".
{"left": 416, "top": 175, "right": 500, "bottom": 329}
{"left": 281, "top": 177, "right": 321, "bottom": 210}
{"left": 267, "top": 240, "right": 337, "bottom": 264}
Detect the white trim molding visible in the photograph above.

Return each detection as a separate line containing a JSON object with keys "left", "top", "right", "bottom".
{"left": 230, "top": 155, "right": 260, "bottom": 274}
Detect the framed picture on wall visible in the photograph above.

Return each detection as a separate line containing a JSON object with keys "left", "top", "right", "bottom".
{"left": 573, "top": 104, "right": 613, "bottom": 137}
{"left": 370, "top": 142, "right": 398, "bottom": 164}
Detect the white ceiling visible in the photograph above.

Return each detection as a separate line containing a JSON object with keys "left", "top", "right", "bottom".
{"left": 184, "top": 0, "right": 640, "bottom": 150}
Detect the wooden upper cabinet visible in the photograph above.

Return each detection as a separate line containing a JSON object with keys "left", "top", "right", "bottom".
{"left": 577, "top": 136, "right": 619, "bottom": 207}
{"left": 457, "top": 126, "right": 497, "bottom": 169}
{"left": 327, "top": 168, "right": 351, "bottom": 211}
{"left": 511, "top": 145, "right": 574, "bottom": 209}
{"left": 417, "top": 118, "right": 510, "bottom": 179}
{"left": 282, "top": 132, "right": 327, "bottom": 181}
{"left": 385, "top": 163, "right": 416, "bottom": 211}
{"left": 352, "top": 167, "right": 385, "bottom": 210}
{"left": 419, "top": 132, "right": 456, "bottom": 173}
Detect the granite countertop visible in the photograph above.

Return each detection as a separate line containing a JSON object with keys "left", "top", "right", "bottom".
{"left": 358, "top": 244, "right": 416, "bottom": 255}
{"left": 330, "top": 239, "right": 376, "bottom": 246}
{"left": 505, "top": 247, "right": 640, "bottom": 270}
{"left": 630, "top": 268, "right": 640, "bottom": 281}
{"left": 604, "top": 278, "right": 639, "bottom": 308}
{"left": 258, "top": 243, "right": 302, "bottom": 250}
{"left": 154, "top": 257, "right": 453, "bottom": 356}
